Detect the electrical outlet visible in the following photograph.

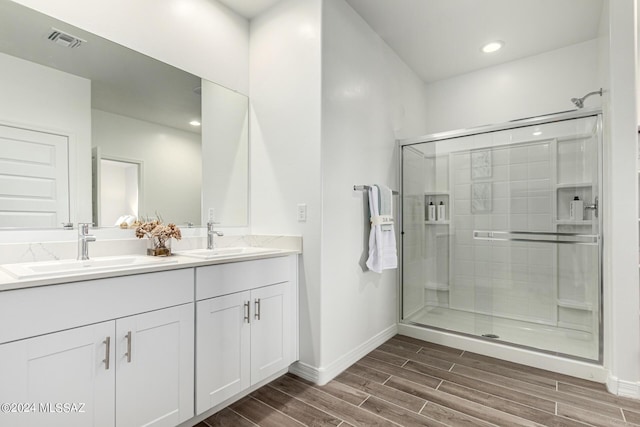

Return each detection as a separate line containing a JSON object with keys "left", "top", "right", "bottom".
{"left": 297, "top": 204, "right": 307, "bottom": 222}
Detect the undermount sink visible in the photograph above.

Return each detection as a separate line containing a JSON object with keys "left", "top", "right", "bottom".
{"left": 1, "top": 255, "right": 178, "bottom": 279}
{"left": 174, "top": 247, "right": 280, "bottom": 260}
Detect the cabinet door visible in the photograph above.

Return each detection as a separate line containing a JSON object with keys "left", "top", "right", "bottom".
{"left": 115, "top": 304, "right": 194, "bottom": 427}
{"left": 195, "top": 291, "right": 250, "bottom": 414}
{"left": 251, "top": 282, "right": 293, "bottom": 384}
{"left": 0, "top": 322, "right": 115, "bottom": 427}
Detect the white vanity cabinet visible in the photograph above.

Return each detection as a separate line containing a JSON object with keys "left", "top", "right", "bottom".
{"left": 195, "top": 255, "right": 298, "bottom": 414}
{"left": 115, "top": 304, "right": 194, "bottom": 427}
{"left": 0, "top": 321, "right": 115, "bottom": 427}
{"left": 0, "top": 268, "right": 195, "bottom": 427}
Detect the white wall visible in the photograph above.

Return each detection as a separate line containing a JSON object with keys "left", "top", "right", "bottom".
{"left": 0, "top": 51, "right": 91, "bottom": 224}
{"left": 319, "top": 0, "right": 429, "bottom": 377}
{"left": 423, "top": 40, "right": 600, "bottom": 134}
{"left": 601, "top": 0, "right": 640, "bottom": 397}
{"left": 249, "top": 0, "right": 323, "bottom": 367}
{"left": 201, "top": 80, "right": 249, "bottom": 227}
{"left": 92, "top": 109, "right": 201, "bottom": 226}
{"left": 250, "top": 0, "right": 430, "bottom": 382}
{"left": 10, "top": 0, "right": 249, "bottom": 95}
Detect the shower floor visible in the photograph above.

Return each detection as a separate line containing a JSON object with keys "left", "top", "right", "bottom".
{"left": 405, "top": 306, "right": 599, "bottom": 361}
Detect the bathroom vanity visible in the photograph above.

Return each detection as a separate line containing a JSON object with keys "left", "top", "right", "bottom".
{"left": 0, "top": 249, "right": 299, "bottom": 427}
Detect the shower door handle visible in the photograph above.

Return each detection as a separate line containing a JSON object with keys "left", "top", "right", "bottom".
{"left": 473, "top": 230, "right": 599, "bottom": 245}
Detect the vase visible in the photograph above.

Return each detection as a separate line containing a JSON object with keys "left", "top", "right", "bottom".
{"left": 147, "top": 237, "right": 172, "bottom": 256}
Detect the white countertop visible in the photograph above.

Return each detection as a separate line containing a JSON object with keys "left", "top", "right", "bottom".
{"left": 0, "top": 248, "right": 300, "bottom": 292}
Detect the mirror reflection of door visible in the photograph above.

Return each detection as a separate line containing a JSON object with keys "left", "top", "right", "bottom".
{"left": 92, "top": 147, "right": 141, "bottom": 227}
{"left": 0, "top": 124, "right": 70, "bottom": 227}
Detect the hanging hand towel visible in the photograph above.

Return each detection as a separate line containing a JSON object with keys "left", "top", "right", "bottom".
{"left": 366, "top": 184, "right": 398, "bottom": 273}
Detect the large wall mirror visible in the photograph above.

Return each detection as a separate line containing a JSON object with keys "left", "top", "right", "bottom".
{"left": 0, "top": 0, "right": 249, "bottom": 229}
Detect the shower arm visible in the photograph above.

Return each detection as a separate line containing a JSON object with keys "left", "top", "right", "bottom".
{"left": 582, "top": 90, "right": 602, "bottom": 101}
{"left": 572, "top": 88, "right": 603, "bottom": 108}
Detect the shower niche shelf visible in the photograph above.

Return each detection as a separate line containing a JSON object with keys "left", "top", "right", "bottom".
{"left": 424, "top": 283, "right": 449, "bottom": 291}
{"left": 554, "top": 220, "right": 593, "bottom": 225}
{"left": 556, "top": 182, "right": 592, "bottom": 189}
{"left": 424, "top": 193, "right": 450, "bottom": 223}
{"left": 555, "top": 184, "right": 594, "bottom": 222}
{"left": 557, "top": 299, "right": 593, "bottom": 311}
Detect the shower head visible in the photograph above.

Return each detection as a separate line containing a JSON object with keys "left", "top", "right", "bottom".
{"left": 571, "top": 88, "right": 602, "bottom": 109}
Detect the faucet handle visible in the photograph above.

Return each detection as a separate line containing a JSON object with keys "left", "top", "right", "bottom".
{"left": 78, "top": 223, "right": 94, "bottom": 234}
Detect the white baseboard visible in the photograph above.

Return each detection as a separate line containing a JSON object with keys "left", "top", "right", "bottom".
{"left": 289, "top": 324, "right": 398, "bottom": 385}
{"left": 607, "top": 374, "right": 640, "bottom": 399}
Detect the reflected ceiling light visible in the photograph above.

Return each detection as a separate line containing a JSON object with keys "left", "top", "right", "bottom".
{"left": 481, "top": 40, "right": 504, "bottom": 54}
{"left": 532, "top": 131, "right": 542, "bottom": 136}
{"left": 189, "top": 120, "right": 201, "bottom": 127}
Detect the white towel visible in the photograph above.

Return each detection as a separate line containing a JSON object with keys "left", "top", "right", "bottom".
{"left": 366, "top": 184, "right": 398, "bottom": 273}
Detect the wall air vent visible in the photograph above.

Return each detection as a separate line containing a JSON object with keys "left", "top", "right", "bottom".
{"left": 47, "top": 28, "right": 85, "bottom": 48}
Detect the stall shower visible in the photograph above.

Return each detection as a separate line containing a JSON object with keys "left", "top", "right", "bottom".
{"left": 400, "top": 111, "right": 602, "bottom": 361}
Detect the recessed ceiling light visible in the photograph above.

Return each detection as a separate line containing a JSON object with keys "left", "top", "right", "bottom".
{"left": 189, "top": 120, "right": 201, "bottom": 127}
{"left": 481, "top": 41, "right": 504, "bottom": 54}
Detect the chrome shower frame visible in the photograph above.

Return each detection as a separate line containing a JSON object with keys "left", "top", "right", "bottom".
{"left": 396, "top": 107, "right": 604, "bottom": 364}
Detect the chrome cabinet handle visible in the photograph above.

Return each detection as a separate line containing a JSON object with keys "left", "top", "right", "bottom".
{"left": 254, "top": 298, "right": 261, "bottom": 320}
{"left": 103, "top": 337, "right": 111, "bottom": 370}
{"left": 244, "top": 301, "right": 250, "bottom": 323}
{"left": 124, "top": 331, "right": 132, "bottom": 363}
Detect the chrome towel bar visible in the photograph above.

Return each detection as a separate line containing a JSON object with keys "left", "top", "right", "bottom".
{"left": 354, "top": 185, "right": 399, "bottom": 195}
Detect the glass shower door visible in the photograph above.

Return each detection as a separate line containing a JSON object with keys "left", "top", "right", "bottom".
{"left": 401, "top": 114, "right": 601, "bottom": 361}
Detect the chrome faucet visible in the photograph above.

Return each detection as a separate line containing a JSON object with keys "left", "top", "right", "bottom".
{"left": 207, "top": 221, "right": 224, "bottom": 250}
{"left": 77, "top": 223, "right": 96, "bottom": 260}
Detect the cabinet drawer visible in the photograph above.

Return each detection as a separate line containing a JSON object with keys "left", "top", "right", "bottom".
{"left": 196, "top": 256, "right": 290, "bottom": 300}
{"left": 0, "top": 268, "right": 194, "bottom": 344}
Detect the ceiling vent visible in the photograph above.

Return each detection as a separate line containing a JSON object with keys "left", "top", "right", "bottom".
{"left": 47, "top": 28, "right": 85, "bottom": 49}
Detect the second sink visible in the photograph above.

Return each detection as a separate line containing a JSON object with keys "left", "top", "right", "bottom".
{"left": 174, "top": 247, "right": 280, "bottom": 260}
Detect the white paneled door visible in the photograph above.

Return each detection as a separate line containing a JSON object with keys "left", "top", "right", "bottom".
{"left": 0, "top": 322, "right": 115, "bottom": 427}
{"left": 250, "top": 282, "right": 292, "bottom": 384}
{"left": 0, "top": 124, "right": 70, "bottom": 227}
{"left": 196, "top": 291, "right": 251, "bottom": 414}
{"left": 115, "top": 304, "right": 194, "bottom": 427}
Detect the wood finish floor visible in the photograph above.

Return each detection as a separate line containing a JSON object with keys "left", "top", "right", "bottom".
{"left": 195, "top": 335, "right": 640, "bottom": 427}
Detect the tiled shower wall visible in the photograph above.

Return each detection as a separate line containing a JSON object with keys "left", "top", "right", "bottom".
{"left": 404, "top": 116, "right": 599, "bottom": 334}
{"left": 450, "top": 142, "right": 557, "bottom": 324}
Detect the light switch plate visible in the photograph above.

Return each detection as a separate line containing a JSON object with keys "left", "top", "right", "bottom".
{"left": 297, "top": 204, "right": 307, "bottom": 222}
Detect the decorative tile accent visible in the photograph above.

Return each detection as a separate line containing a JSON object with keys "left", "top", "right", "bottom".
{"left": 471, "top": 182, "right": 492, "bottom": 213}
{"left": 471, "top": 150, "right": 492, "bottom": 179}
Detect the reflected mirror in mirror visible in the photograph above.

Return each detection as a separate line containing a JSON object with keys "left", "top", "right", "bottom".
{"left": 0, "top": 0, "right": 249, "bottom": 228}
